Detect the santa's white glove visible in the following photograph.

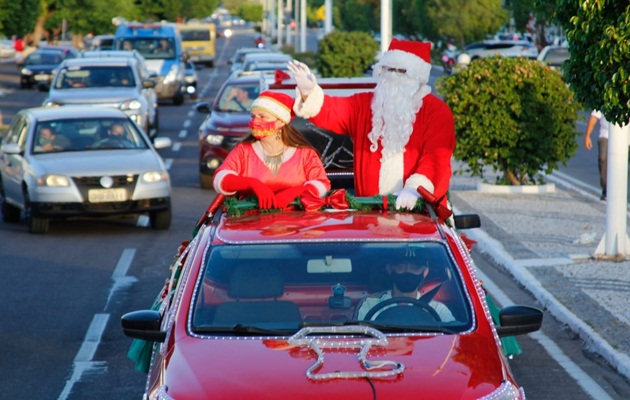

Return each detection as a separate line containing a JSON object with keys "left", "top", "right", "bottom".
{"left": 287, "top": 60, "right": 317, "bottom": 97}
{"left": 395, "top": 187, "right": 421, "bottom": 210}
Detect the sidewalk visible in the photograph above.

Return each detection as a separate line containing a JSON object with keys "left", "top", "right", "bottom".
{"left": 448, "top": 166, "right": 630, "bottom": 380}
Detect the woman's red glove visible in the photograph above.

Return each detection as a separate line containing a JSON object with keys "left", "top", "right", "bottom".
{"left": 275, "top": 185, "right": 306, "bottom": 209}
{"left": 221, "top": 175, "right": 277, "bottom": 209}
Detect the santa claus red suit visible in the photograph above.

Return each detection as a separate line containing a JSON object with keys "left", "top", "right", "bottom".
{"left": 289, "top": 39, "right": 455, "bottom": 211}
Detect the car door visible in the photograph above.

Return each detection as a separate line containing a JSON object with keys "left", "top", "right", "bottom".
{"left": 0, "top": 114, "right": 30, "bottom": 206}
{"left": 136, "top": 60, "right": 158, "bottom": 127}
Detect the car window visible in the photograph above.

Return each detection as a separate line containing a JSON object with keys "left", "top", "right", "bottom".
{"left": 3, "top": 115, "right": 28, "bottom": 148}
{"left": 191, "top": 242, "right": 472, "bottom": 335}
{"left": 121, "top": 38, "right": 176, "bottom": 60}
{"left": 31, "top": 118, "right": 149, "bottom": 153}
{"left": 55, "top": 65, "right": 136, "bottom": 89}
{"left": 216, "top": 83, "right": 260, "bottom": 112}
{"left": 544, "top": 48, "right": 570, "bottom": 66}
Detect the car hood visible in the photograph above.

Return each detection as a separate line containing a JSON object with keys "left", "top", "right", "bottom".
{"left": 209, "top": 111, "right": 250, "bottom": 129}
{"left": 31, "top": 149, "right": 163, "bottom": 176}
{"left": 163, "top": 332, "right": 510, "bottom": 399}
{"left": 46, "top": 88, "right": 139, "bottom": 104}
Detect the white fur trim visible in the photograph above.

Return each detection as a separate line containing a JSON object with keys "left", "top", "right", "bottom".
{"left": 251, "top": 97, "right": 291, "bottom": 124}
{"left": 304, "top": 180, "right": 327, "bottom": 197}
{"left": 378, "top": 152, "right": 404, "bottom": 195}
{"left": 404, "top": 173, "right": 435, "bottom": 194}
{"left": 213, "top": 170, "right": 238, "bottom": 195}
{"left": 376, "top": 49, "right": 432, "bottom": 84}
{"left": 293, "top": 85, "right": 325, "bottom": 119}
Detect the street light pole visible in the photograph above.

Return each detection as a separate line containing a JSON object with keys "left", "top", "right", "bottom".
{"left": 277, "top": 0, "right": 283, "bottom": 48}
{"left": 380, "top": 0, "right": 392, "bottom": 55}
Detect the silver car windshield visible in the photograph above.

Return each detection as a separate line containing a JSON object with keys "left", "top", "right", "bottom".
{"left": 192, "top": 242, "right": 472, "bottom": 336}
{"left": 55, "top": 66, "right": 136, "bottom": 89}
{"left": 32, "top": 118, "right": 149, "bottom": 153}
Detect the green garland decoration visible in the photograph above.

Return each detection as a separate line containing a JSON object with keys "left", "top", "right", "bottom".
{"left": 223, "top": 191, "right": 428, "bottom": 217}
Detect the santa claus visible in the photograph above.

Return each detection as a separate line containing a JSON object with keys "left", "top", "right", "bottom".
{"left": 288, "top": 39, "right": 455, "bottom": 212}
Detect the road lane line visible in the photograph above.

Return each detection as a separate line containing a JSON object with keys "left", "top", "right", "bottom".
{"left": 172, "top": 142, "right": 182, "bottom": 151}
{"left": 179, "top": 129, "right": 187, "bottom": 138}
{"left": 57, "top": 314, "right": 110, "bottom": 400}
{"left": 164, "top": 158, "right": 173, "bottom": 170}
{"left": 183, "top": 120, "right": 191, "bottom": 128}
{"left": 113, "top": 248, "right": 135, "bottom": 278}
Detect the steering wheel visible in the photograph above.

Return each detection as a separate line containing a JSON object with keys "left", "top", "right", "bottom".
{"left": 364, "top": 297, "right": 441, "bottom": 323}
{"left": 93, "top": 137, "right": 126, "bottom": 148}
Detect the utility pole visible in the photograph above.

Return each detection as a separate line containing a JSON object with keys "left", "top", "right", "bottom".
{"left": 324, "top": 0, "right": 332, "bottom": 34}
{"left": 380, "top": 0, "right": 392, "bottom": 56}
{"left": 277, "top": 0, "right": 283, "bottom": 48}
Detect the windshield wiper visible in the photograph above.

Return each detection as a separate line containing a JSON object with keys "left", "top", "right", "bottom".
{"left": 193, "top": 324, "right": 294, "bottom": 335}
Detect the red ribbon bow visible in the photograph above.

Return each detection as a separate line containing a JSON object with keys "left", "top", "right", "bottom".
{"left": 300, "top": 189, "right": 349, "bottom": 211}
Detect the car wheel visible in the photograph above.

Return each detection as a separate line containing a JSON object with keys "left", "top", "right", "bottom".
{"left": 150, "top": 207, "right": 171, "bottom": 230}
{"left": 24, "top": 190, "right": 49, "bottom": 234}
{"left": 152, "top": 109, "right": 160, "bottom": 134}
{"left": 1, "top": 185, "right": 21, "bottom": 223}
{"left": 200, "top": 173, "right": 213, "bottom": 190}
{"left": 173, "top": 92, "right": 184, "bottom": 106}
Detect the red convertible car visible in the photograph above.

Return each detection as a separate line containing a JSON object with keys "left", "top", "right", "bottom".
{"left": 122, "top": 193, "right": 542, "bottom": 399}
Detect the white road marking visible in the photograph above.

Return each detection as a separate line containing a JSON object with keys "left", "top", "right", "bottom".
{"left": 188, "top": 110, "right": 194, "bottom": 118}
{"left": 57, "top": 314, "right": 110, "bottom": 400}
{"left": 183, "top": 120, "right": 191, "bottom": 128}
{"left": 164, "top": 158, "right": 173, "bottom": 170}
{"left": 179, "top": 129, "right": 187, "bottom": 138}
{"left": 172, "top": 142, "right": 182, "bottom": 152}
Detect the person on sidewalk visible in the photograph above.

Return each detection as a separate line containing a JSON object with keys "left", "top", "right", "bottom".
{"left": 212, "top": 90, "right": 330, "bottom": 210}
{"left": 288, "top": 38, "right": 456, "bottom": 214}
{"left": 584, "top": 110, "right": 609, "bottom": 201}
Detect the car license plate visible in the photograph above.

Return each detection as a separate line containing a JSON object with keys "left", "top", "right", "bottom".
{"left": 88, "top": 188, "right": 127, "bottom": 203}
{"left": 34, "top": 74, "right": 48, "bottom": 81}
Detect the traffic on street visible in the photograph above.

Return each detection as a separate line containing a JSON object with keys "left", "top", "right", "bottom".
{"left": 1, "top": 28, "right": 629, "bottom": 400}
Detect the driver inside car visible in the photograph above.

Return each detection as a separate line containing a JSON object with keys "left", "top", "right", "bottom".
{"left": 355, "top": 260, "right": 455, "bottom": 322}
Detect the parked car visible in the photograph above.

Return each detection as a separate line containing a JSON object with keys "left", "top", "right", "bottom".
{"left": 121, "top": 191, "right": 542, "bottom": 399}
{"left": 537, "top": 45, "right": 570, "bottom": 73}
{"left": 17, "top": 46, "right": 79, "bottom": 89}
{"left": 41, "top": 56, "right": 159, "bottom": 137}
{"left": 0, "top": 107, "right": 172, "bottom": 233}
{"left": 464, "top": 40, "right": 538, "bottom": 61}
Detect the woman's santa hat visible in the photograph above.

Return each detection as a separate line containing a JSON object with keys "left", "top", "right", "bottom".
{"left": 375, "top": 39, "right": 432, "bottom": 83}
{"left": 251, "top": 90, "right": 295, "bottom": 124}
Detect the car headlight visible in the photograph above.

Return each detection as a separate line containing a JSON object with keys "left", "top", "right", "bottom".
{"left": 163, "top": 65, "right": 178, "bottom": 85}
{"left": 121, "top": 99, "right": 143, "bottom": 111}
{"left": 37, "top": 174, "right": 70, "bottom": 187}
{"left": 205, "top": 134, "right": 224, "bottom": 145}
{"left": 478, "top": 381, "right": 523, "bottom": 400}
{"left": 42, "top": 101, "right": 61, "bottom": 107}
{"left": 141, "top": 171, "right": 169, "bottom": 183}
{"left": 21, "top": 68, "right": 33, "bottom": 75}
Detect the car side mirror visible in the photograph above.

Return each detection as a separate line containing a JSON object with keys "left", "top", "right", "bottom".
{"left": 195, "top": 102, "right": 212, "bottom": 114}
{"left": 143, "top": 79, "right": 156, "bottom": 89}
{"left": 454, "top": 214, "right": 481, "bottom": 229}
{"left": 121, "top": 310, "right": 166, "bottom": 342}
{"left": 495, "top": 305, "right": 543, "bottom": 337}
{"left": 181, "top": 51, "right": 189, "bottom": 63}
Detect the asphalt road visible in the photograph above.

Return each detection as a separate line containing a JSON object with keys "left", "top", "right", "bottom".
{"left": 0, "top": 30, "right": 629, "bottom": 399}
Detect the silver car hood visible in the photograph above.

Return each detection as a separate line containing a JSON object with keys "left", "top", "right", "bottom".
{"left": 32, "top": 149, "right": 164, "bottom": 176}
{"left": 46, "top": 88, "right": 139, "bottom": 105}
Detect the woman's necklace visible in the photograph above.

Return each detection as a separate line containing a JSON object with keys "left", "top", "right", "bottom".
{"left": 262, "top": 146, "right": 286, "bottom": 176}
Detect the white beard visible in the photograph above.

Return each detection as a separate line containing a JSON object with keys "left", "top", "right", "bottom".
{"left": 368, "top": 71, "right": 429, "bottom": 160}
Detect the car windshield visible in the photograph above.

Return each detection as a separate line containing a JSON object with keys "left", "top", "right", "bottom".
{"left": 119, "top": 38, "right": 175, "bottom": 60}
{"left": 180, "top": 29, "right": 210, "bottom": 41}
{"left": 216, "top": 84, "right": 260, "bottom": 112}
{"left": 54, "top": 65, "right": 136, "bottom": 89}
{"left": 544, "top": 48, "right": 570, "bottom": 66}
{"left": 191, "top": 242, "right": 472, "bottom": 336}
{"left": 25, "top": 52, "right": 62, "bottom": 66}
{"left": 32, "top": 118, "right": 149, "bottom": 153}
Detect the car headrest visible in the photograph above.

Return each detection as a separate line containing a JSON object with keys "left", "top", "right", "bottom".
{"left": 228, "top": 265, "right": 284, "bottom": 299}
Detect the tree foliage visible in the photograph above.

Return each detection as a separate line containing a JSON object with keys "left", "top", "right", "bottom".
{"left": 551, "top": 0, "right": 630, "bottom": 125}
{"left": 316, "top": 30, "right": 378, "bottom": 77}
{"left": 436, "top": 56, "right": 581, "bottom": 185}
{"left": 424, "top": 0, "right": 508, "bottom": 49}
{"left": 0, "top": 0, "right": 40, "bottom": 37}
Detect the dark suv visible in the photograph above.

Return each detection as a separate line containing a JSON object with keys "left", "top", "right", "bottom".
{"left": 17, "top": 46, "right": 79, "bottom": 89}
{"left": 195, "top": 72, "right": 377, "bottom": 190}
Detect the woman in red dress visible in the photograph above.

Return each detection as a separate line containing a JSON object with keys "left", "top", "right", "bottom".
{"left": 213, "top": 90, "right": 330, "bottom": 209}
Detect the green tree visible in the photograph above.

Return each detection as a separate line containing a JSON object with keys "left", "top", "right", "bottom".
{"left": 552, "top": 0, "right": 630, "bottom": 125}
{"left": 316, "top": 30, "right": 378, "bottom": 77}
{"left": 424, "top": 0, "right": 508, "bottom": 49}
{"left": 0, "top": 0, "right": 40, "bottom": 38}
{"left": 436, "top": 56, "right": 581, "bottom": 185}
{"left": 239, "top": 2, "right": 263, "bottom": 22}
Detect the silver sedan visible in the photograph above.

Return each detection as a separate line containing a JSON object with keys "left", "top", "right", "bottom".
{"left": 0, "top": 107, "right": 172, "bottom": 233}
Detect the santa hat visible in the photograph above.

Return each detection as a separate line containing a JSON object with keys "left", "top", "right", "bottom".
{"left": 251, "top": 90, "right": 294, "bottom": 124}
{"left": 375, "top": 38, "right": 432, "bottom": 83}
